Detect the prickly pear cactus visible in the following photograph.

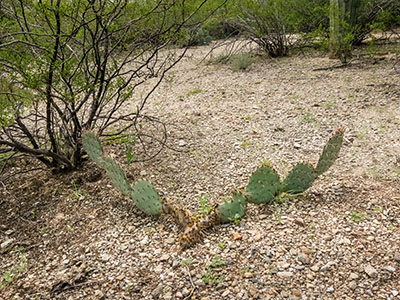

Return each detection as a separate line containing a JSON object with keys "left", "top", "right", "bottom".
{"left": 282, "top": 163, "right": 316, "bottom": 194}
{"left": 82, "top": 132, "right": 104, "bottom": 166}
{"left": 217, "top": 192, "right": 247, "bottom": 223}
{"left": 315, "top": 128, "right": 344, "bottom": 176}
{"left": 102, "top": 157, "right": 132, "bottom": 196}
{"left": 246, "top": 165, "right": 281, "bottom": 204}
{"left": 132, "top": 180, "right": 163, "bottom": 216}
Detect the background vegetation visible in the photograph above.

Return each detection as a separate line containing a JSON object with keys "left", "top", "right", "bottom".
{"left": 0, "top": 0, "right": 399, "bottom": 174}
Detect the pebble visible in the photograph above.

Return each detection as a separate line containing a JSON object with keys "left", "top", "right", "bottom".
{"left": 349, "top": 272, "right": 359, "bottom": 280}
{"left": 364, "top": 264, "right": 378, "bottom": 278}
{"left": 349, "top": 281, "right": 357, "bottom": 290}
{"left": 310, "top": 265, "right": 320, "bottom": 272}
{"left": 194, "top": 279, "right": 205, "bottom": 287}
{"left": 394, "top": 252, "right": 400, "bottom": 262}
{"left": 298, "top": 253, "right": 309, "bottom": 265}
{"left": 178, "top": 140, "right": 186, "bottom": 147}
{"left": 175, "top": 291, "right": 183, "bottom": 298}
{"left": 277, "top": 271, "right": 293, "bottom": 278}
{"left": 163, "top": 292, "right": 173, "bottom": 300}
{"left": 392, "top": 290, "right": 399, "bottom": 297}
{"left": 222, "top": 290, "right": 230, "bottom": 297}
{"left": 152, "top": 284, "right": 163, "bottom": 299}
{"left": 182, "top": 288, "right": 190, "bottom": 297}
{"left": 326, "top": 286, "right": 334, "bottom": 293}
{"left": 243, "top": 272, "right": 253, "bottom": 278}
{"left": 384, "top": 266, "right": 396, "bottom": 273}
{"left": 320, "top": 262, "right": 334, "bottom": 272}
{"left": 1, "top": 238, "right": 15, "bottom": 249}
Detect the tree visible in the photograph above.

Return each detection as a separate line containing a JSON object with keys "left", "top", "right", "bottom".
{"left": 0, "top": 0, "right": 217, "bottom": 172}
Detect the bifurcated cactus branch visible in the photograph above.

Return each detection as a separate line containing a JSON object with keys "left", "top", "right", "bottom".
{"left": 83, "top": 129, "right": 344, "bottom": 250}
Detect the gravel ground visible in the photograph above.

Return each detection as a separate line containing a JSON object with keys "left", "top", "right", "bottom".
{"left": 1, "top": 41, "right": 400, "bottom": 300}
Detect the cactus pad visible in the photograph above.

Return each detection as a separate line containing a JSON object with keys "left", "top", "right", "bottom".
{"left": 246, "top": 165, "right": 281, "bottom": 204}
{"left": 282, "top": 163, "right": 316, "bottom": 194}
{"left": 132, "top": 180, "right": 163, "bottom": 216}
{"left": 82, "top": 132, "right": 104, "bottom": 166}
{"left": 217, "top": 192, "right": 247, "bottom": 223}
{"left": 315, "top": 128, "right": 344, "bottom": 176}
{"left": 102, "top": 157, "right": 132, "bottom": 196}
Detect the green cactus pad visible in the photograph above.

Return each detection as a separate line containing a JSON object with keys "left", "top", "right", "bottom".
{"left": 102, "top": 157, "right": 132, "bottom": 196}
{"left": 217, "top": 192, "right": 247, "bottom": 223}
{"left": 132, "top": 180, "right": 163, "bottom": 216}
{"left": 315, "top": 128, "right": 344, "bottom": 176}
{"left": 246, "top": 165, "right": 281, "bottom": 204}
{"left": 282, "top": 163, "right": 316, "bottom": 194}
{"left": 82, "top": 132, "right": 104, "bottom": 166}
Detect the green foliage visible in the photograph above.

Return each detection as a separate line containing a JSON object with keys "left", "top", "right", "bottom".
{"left": 246, "top": 165, "right": 281, "bottom": 204}
{"left": 230, "top": 53, "right": 255, "bottom": 71}
{"left": 282, "top": 163, "right": 316, "bottom": 194}
{"left": 132, "top": 180, "right": 163, "bottom": 216}
{"left": 217, "top": 192, "right": 247, "bottom": 223}
{"left": 315, "top": 129, "right": 344, "bottom": 176}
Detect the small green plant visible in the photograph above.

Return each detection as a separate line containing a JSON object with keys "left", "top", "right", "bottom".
{"left": 241, "top": 141, "right": 252, "bottom": 148}
{"left": 203, "top": 256, "right": 226, "bottom": 284}
{"left": 181, "top": 258, "right": 194, "bottom": 267}
{"left": 244, "top": 115, "right": 252, "bottom": 121}
{"left": 301, "top": 112, "right": 316, "bottom": 123}
{"left": 126, "top": 144, "right": 135, "bottom": 165}
{"left": 210, "top": 255, "right": 226, "bottom": 267}
{"left": 187, "top": 88, "right": 203, "bottom": 97}
{"left": 230, "top": 52, "right": 255, "bottom": 71}
{"left": 71, "top": 180, "right": 82, "bottom": 199}
{"left": 218, "top": 242, "right": 225, "bottom": 249}
{"left": 196, "top": 195, "right": 212, "bottom": 217}
{"left": 0, "top": 253, "right": 27, "bottom": 290}
{"left": 351, "top": 211, "right": 365, "bottom": 223}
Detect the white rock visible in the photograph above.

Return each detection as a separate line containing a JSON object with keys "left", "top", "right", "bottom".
{"left": 1, "top": 238, "right": 15, "bottom": 249}
{"left": 364, "top": 264, "right": 378, "bottom": 278}
{"left": 178, "top": 140, "right": 186, "bottom": 147}
{"left": 277, "top": 271, "right": 293, "bottom": 278}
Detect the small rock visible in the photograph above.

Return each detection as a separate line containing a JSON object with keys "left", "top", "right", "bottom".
{"left": 276, "top": 271, "right": 293, "bottom": 278}
{"left": 175, "top": 291, "right": 183, "bottom": 299}
{"left": 349, "top": 281, "right": 357, "bottom": 290}
{"left": 160, "top": 254, "right": 169, "bottom": 262}
{"left": 384, "top": 266, "right": 396, "bottom": 272}
{"left": 222, "top": 290, "right": 230, "bottom": 297}
{"left": 326, "top": 286, "right": 334, "bottom": 293}
{"left": 140, "top": 170, "right": 147, "bottom": 176}
{"left": 394, "top": 252, "right": 400, "bottom": 262}
{"left": 320, "top": 262, "right": 334, "bottom": 272}
{"left": 5, "top": 229, "right": 13, "bottom": 235}
{"left": 182, "top": 288, "right": 190, "bottom": 297}
{"left": 291, "top": 289, "right": 301, "bottom": 297}
{"left": 310, "top": 265, "right": 320, "bottom": 272}
{"left": 116, "top": 274, "right": 125, "bottom": 281}
{"left": 178, "top": 140, "right": 186, "bottom": 147}
{"left": 194, "top": 279, "right": 205, "bottom": 287}
{"left": 349, "top": 272, "right": 359, "bottom": 280}
{"left": 232, "top": 232, "right": 242, "bottom": 240}
{"left": 243, "top": 272, "right": 253, "bottom": 278}
{"left": 364, "top": 264, "right": 378, "bottom": 278}
{"left": 1, "top": 238, "right": 15, "bottom": 249}
{"left": 298, "top": 253, "right": 310, "bottom": 265}
{"left": 392, "top": 290, "right": 399, "bottom": 297}
{"left": 152, "top": 284, "right": 163, "bottom": 299}
{"left": 294, "top": 218, "right": 305, "bottom": 227}
{"left": 163, "top": 292, "right": 173, "bottom": 300}
{"left": 301, "top": 247, "right": 312, "bottom": 254}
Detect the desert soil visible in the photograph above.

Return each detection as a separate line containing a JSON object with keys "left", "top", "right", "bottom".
{"left": 1, "top": 40, "right": 400, "bottom": 300}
